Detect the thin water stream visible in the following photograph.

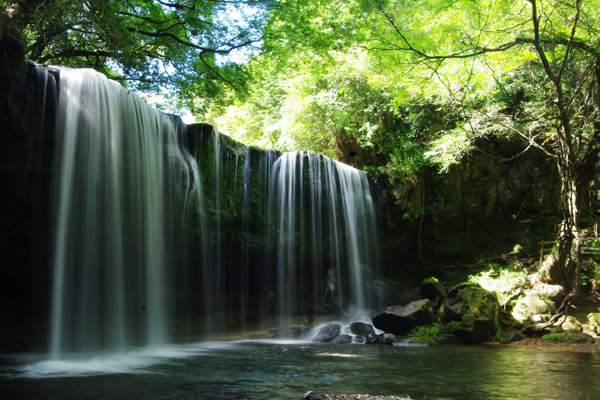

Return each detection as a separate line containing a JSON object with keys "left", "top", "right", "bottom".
{"left": 1, "top": 342, "right": 599, "bottom": 400}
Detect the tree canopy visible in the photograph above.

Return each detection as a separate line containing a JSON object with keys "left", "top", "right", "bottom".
{"left": 5, "top": 0, "right": 274, "bottom": 113}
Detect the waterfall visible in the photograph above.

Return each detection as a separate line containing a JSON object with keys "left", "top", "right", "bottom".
{"left": 47, "top": 67, "right": 196, "bottom": 356}
{"left": 37, "top": 66, "right": 381, "bottom": 358}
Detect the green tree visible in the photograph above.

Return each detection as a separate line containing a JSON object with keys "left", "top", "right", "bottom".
{"left": 363, "top": 0, "right": 600, "bottom": 316}
{"left": 5, "top": 0, "right": 273, "bottom": 112}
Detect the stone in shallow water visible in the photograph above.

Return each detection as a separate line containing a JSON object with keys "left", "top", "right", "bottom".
{"left": 366, "top": 333, "right": 398, "bottom": 345}
{"left": 312, "top": 323, "right": 342, "bottom": 342}
{"left": 302, "top": 391, "right": 326, "bottom": 400}
{"left": 331, "top": 334, "right": 353, "bottom": 344}
{"left": 349, "top": 322, "right": 376, "bottom": 337}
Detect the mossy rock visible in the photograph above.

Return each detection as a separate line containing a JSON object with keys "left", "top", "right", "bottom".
{"left": 561, "top": 316, "right": 582, "bottom": 332}
{"left": 442, "top": 319, "right": 495, "bottom": 343}
{"left": 512, "top": 293, "right": 556, "bottom": 322}
{"left": 439, "top": 283, "right": 500, "bottom": 341}
{"left": 421, "top": 277, "right": 446, "bottom": 301}
{"left": 440, "top": 283, "right": 499, "bottom": 322}
{"left": 588, "top": 313, "right": 600, "bottom": 333}
{"left": 435, "top": 334, "right": 465, "bottom": 345}
{"left": 541, "top": 332, "right": 594, "bottom": 344}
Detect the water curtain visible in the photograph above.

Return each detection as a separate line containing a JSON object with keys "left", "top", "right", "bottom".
{"left": 38, "top": 66, "right": 380, "bottom": 357}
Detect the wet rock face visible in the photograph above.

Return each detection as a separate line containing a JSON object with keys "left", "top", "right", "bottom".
{"left": 349, "top": 322, "right": 376, "bottom": 337}
{"left": 330, "top": 334, "right": 354, "bottom": 344}
{"left": 366, "top": 333, "right": 398, "bottom": 345}
{"left": 312, "top": 323, "right": 342, "bottom": 342}
{"left": 372, "top": 299, "right": 433, "bottom": 336}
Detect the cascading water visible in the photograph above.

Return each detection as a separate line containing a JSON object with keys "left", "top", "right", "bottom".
{"left": 36, "top": 65, "right": 383, "bottom": 358}
{"left": 270, "top": 151, "right": 380, "bottom": 323}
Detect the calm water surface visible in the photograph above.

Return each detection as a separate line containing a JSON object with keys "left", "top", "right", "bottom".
{"left": 1, "top": 341, "right": 599, "bottom": 399}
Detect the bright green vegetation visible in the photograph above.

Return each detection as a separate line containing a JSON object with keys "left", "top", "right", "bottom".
{"left": 409, "top": 324, "right": 442, "bottom": 339}
{"left": 3, "top": 0, "right": 274, "bottom": 114}
{"left": 469, "top": 264, "right": 527, "bottom": 308}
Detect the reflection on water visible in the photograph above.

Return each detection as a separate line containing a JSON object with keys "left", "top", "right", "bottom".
{"left": 1, "top": 342, "right": 599, "bottom": 399}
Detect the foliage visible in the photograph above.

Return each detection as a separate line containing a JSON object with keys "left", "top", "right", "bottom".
{"left": 469, "top": 264, "right": 526, "bottom": 308}
{"left": 408, "top": 323, "right": 442, "bottom": 339}
{"left": 6, "top": 0, "right": 274, "bottom": 114}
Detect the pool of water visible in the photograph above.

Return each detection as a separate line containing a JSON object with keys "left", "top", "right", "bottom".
{"left": 1, "top": 341, "right": 599, "bottom": 399}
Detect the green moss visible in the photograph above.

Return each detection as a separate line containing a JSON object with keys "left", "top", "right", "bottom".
{"left": 468, "top": 265, "right": 526, "bottom": 307}
{"left": 541, "top": 332, "right": 590, "bottom": 343}
{"left": 408, "top": 336, "right": 437, "bottom": 345}
{"left": 409, "top": 324, "right": 442, "bottom": 339}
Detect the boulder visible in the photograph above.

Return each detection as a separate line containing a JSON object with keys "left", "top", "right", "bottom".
{"left": 569, "top": 332, "right": 594, "bottom": 344}
{"left": 588, "top": 313, "right": 600, "bottom": 333}
{"left": 311, "top": 323, "right": 342, "bottom": 342}
{"left": 561, "top": 316, "right": 583, "bottom": 332}
{"left": 381, "top": 333, "right": 398, "bottom": 344}
{"left": 354, "top": 335, "right": 367, "bottom": 344}
{"left": 349, "top": 321, "right": 376, "bottom": 337}
{"left": 512, "top": 292, "right": 556, "bottom": 322}
{"left": 366, "top": 333, "right": 398, "bottom": 345}
{"left": 372, "top": 299, "right": 433, "bottom": 336}
{"left": 302, "top": 391, "right": 326, "bottom": 400}
{"left": 435, "top": 334, "right": 465, "bottom": 345}
{"left": 442, "top": 320, "right": 494, "bottom": 343}
{"left": 330, "top": 334, "right": 353, "bottom": 344}
{"left": 543, "top": 332, "right": 594, "bottom": 344}
{"left": 439, "top": 283, "right": 501, "bottom": 343}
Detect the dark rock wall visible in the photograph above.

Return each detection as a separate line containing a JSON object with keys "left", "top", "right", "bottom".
{"left": 377, "top": 136, "right": 562, "bottom": 285}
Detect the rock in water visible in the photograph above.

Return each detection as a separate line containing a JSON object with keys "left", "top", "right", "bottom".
{"left": 312, "top": 323, "right": 342, "bottom": 342}
{"left": 372, "top": 299, "right": 433, "bottom": 336}
{"left": 439, "top": 283, "right": 501, "bottom": 343}
{"left": 331, "top": 334, "right": 353, "bottom": 344}
{"left": 302, "top": 391, "right": 325, "bottom": 400}
{"left": 349, "top": 322, "right": 376, "bottom": 337}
